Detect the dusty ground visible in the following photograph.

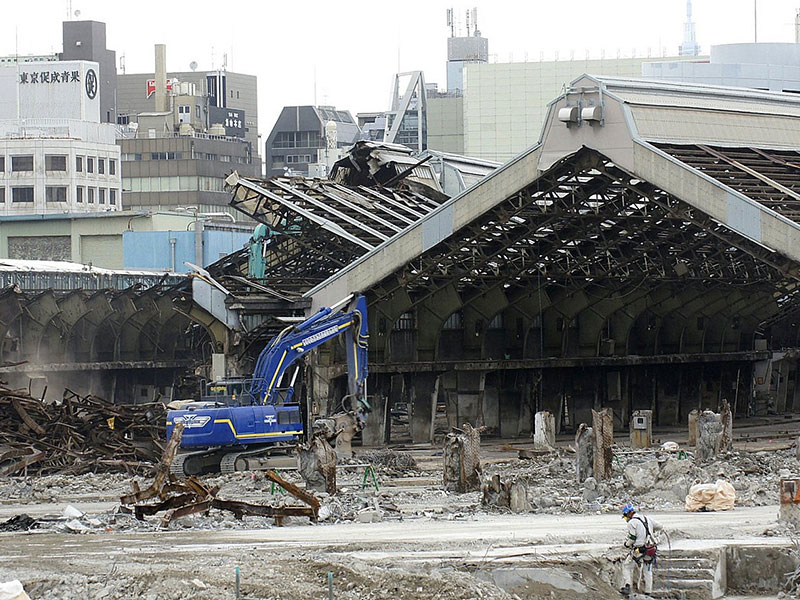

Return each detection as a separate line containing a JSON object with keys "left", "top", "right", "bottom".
{"left": 0, "top": 431, "right": 798, "bottom": 599}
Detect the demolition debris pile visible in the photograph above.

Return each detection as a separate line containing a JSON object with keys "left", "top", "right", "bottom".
{"left": 484, "top": 445, "right": 797, "bottom": 514}
{"left": 120, "top": 424, "right": 319, "bottom": 528}
{"left": 0, "top": 382, "right": 167, "bottom": 476}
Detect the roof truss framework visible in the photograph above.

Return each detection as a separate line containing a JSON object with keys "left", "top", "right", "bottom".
{"left": 229, "top": 176, "right": 445, "bottom": 292}
{"left": 655, "top": 143, "right": 800, "bottom": 220}
{"left": 370, "top": 148, "right": 800, "bottom": 330}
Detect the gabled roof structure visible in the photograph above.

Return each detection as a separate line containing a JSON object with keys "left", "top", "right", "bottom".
{"left": 307, "top": 75, "right": 800, "bottom": 330}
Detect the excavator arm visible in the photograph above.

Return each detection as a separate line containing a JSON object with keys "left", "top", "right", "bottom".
{"left": 249, "top": 294, "right": 369, "bottom": 412}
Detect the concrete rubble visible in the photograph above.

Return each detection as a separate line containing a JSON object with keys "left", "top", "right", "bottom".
{"left": 3, "top": 435, "right": 800, "bottom": 598}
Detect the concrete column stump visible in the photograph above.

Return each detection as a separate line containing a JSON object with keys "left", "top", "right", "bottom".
{"left": 695, "top": 403, "right": 732, "bottom": 464}
{"left": 779, "top": 478, "right": 800, "bottom": 524}
{"left": 575, "top": 423, "right": 594, "bottom": 483}
{"left": 592, "top": 408, "right": 613, "bottom": 481}
{"left": 443, "top": 423, "right": 483, "bottom": 493}
{"left": 533, "top": 410, "right": 556, "bottom": 450}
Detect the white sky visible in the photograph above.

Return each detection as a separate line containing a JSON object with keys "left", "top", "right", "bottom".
{"left": 0, "top": 0, "right": 797, "bottom": 145}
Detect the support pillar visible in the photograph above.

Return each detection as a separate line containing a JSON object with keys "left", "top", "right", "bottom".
{"left": 592, "top": 408, "right": 613, "bottom": 481}
{"left": 777, "top": 360, "right": 790, "bottom": 413}
{"left": 408, "top": 373, "right": 438, "bottom": 444}
{"left": 688, "top": 409, "right": 699, "bottom": 447}
{"left": 362, "top": 394, "right": 387, "bottom": 447}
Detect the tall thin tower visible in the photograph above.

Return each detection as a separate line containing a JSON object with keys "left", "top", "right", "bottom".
{"left": 679, "top": 0, "right": 701, "bottom": 56}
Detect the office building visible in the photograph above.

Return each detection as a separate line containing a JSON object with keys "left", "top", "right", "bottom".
{"left": 265, "top": 105, "right": 360, "bottom": 177}
{"left": 59, "top": 20, "right": 118, "bottom": 124}
{"left": 116, "top": 46, "right": 260, "bottom": 214}
{"left": 0, "top": 59, "right": 121, "bottom": 215}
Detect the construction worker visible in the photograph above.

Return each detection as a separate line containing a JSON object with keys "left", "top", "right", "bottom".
{"left": 620, "top": 503, "right": 662, "bottom": 597}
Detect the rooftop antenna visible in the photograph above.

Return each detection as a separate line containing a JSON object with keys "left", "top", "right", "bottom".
{"left": 189, "top": 60, "right": 198, "bottom": 72}
{"left": 222, "top": 52, "right": 228, "bottom": 71}
{"left": 465, "top": 8, "right": 471, "bottom": 36}
{"left": 472, "top": 7, "right": 478, "bottom": 36}
{"left": 446, "top": 8, "right": 454, "bottom": 38}
{"left": 119, "top": 53, "right": 126, "bottom": 74}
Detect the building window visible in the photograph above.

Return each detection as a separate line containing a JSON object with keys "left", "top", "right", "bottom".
{"left": 272, "top": 155, "right": 285, "bottom": 166}
{"left": 149, "top": 152, "right": 183, "bottom": 160}
{"left": 98, "top": 158, "right": 105, "bottom": 175}
{"left": 273, "top": 131, "right": 322, "bottom": 149}
{"left": 76, "top": 186, "right": 83, "bottom": 203}
{"left": 0, "top": 157, "right": 5, "bottom": 172}
{"left": 99, "top": 188, "right": 106, "bottom": 204}
{"left": 109, "top": 159, "right": 116, "bottom": 175}
{"left": 195, "top": 105, "right": 200, "bottom": 118}
{"left": 117, "top": 114, "right": 130, "bottom": 125}
{"left": 87, "top": 157, "right": 94, "bottom": 173}
{"left": 76, "top": 156, "right": 83, "bottom": 172}
{"left": 88, "top": 187, "right": 95, "bottom": 203}
{"left": 12, "top": 187, "right": 34, "bottom": 202}
{"left": 0, "top": 188, "right": 5, "bottom": 203}
{"left": 11, "top": 155, "right": 33, "bottom": 171}
{"left": 45, "top": 155, "right": 67, "bottom": 171}
{"left": 46, "top": 186, "right": 67, "bottom": 202}
{"left": 109, "top": 189, "right": 116, "bottom": 205}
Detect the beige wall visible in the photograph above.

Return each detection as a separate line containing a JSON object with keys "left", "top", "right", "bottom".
{"left": 462, "top": 57, "right": 694, "bottom": 163}
{"left": 428, "top": 96, "right": 464, "bottom": 154}
{"left": 0, "top": 212, "right": 197, "bottom": 268}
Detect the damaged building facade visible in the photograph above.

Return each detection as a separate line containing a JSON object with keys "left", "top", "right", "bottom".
{"left": 6, "top": 77, "right": 800, "bottom": 448}
{"left": 206, "top": 76, "right": 800, "bottom": 444}
{"left": 0, "top": 261, "right": 210, "bottom": 403}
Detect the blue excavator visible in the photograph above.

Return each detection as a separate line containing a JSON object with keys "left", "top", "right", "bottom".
{"left": 167, "top": 294, "right": 369, "bottom": 475}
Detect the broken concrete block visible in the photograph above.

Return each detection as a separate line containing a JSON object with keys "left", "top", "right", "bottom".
{"left": 297, "top": 435, "right": 337, "bottom": 494}
{"left": 533, "top": 411, "right": 556, "bottom": 450}
{"left": 356, "top": 509, "right": 382, "bottom": 523}
{"left": 62, "top": 505, "right": 84, "bottom": 519}
{"left": 482, "top": 474, "right": 510, "bottom": 507}
{"left": 443, "top": 423, "right": 483, "bottom": 493}
{"left": 482, "top": 474, "right": 530, "bottom": 512}
{"left": 509, "top": 482, "right": 530, "bottom": 513}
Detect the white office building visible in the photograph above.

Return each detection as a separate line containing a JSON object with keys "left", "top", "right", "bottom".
{"left": 0, "top": 59, "right": 120, "bottom": 215}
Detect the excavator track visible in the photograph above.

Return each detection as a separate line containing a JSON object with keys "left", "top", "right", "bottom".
{"left": 169, "top": 453, "right": 189, "bottom": 477}
{"left": 219, "top": 452, "right": 244, "bottom": 474}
